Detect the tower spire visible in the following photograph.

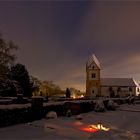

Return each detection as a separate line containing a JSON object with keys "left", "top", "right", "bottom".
{"left": 87, "top": 54, "right": 100, "bottom": 69}
{"left": 86, "top": 54, "right": 101, "bottom": 97}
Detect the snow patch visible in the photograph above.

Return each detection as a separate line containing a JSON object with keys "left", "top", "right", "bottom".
{"left": 46, "top": 111, "right": 57, "bottom": 119}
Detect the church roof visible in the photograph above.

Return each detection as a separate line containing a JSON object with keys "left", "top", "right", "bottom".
{"left": 87, "top": 54, "right": 100, "bottom": 69}
{"left": 101, "top": 78, "right": 139, "bottom": 87}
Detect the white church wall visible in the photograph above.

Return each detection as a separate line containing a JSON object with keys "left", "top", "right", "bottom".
{"left": 101, "top": 87, "right": 118, "bottom": 97}
{"left": 136, "top": 87, "right": 140, "bottom": 96}
{"left": 101, "top": 87, "right": 109, "bottom": 97}
{"left": 101, "top": 86, "right": 137, "bottom": 97}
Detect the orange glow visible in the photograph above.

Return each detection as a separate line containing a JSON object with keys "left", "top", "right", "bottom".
{"left": 72, "top": 122, "right": 110, "bottom": 133}
{"left": 80, "top": 127, "right": 98, "bottom": 133}
{"left": 79, "top": 123, "right": 110, "bottom": 133}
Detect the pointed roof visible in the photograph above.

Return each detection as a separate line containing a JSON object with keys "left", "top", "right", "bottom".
{"left": 87, "top": 54, "right": 101, "bottom": 69}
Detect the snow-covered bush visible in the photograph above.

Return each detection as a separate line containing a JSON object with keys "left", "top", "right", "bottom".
{"left": 0, "top": 77, "right": 16, "bottom": 97}
{"left": 66, "top": 109, "right": 72, "bottom": 117}
{"left": 94, "top": 100, "right": 105, "bottom": 112}
{"left": 107, "top": 99, "right": 116, "bottom": 110}
{"left": 128, "top": 96, "right": 135, "bottom": 104}
{"left": 46, "top": 111, "right": 57, "bottom": 119}
{"left": 75, "top": 114, "right": 83, "bottom": 120}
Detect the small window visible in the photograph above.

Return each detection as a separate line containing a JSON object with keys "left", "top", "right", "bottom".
{"left": 129, "top": 87, "right": 132, "bottom": 92}
{"left": 137, "top": 88, "right": 139, "bottom": 92}
{"left": 92, "top": 90, "right": 94, "bottom": 94}
{"left": 117, "top": 87, "right": 121, "bottom": 92}
{"left": 92, "top": 66, "right": 94, "bottom": 69}
{"left": 91, "top": 73, "right": 96, "bottom": 78}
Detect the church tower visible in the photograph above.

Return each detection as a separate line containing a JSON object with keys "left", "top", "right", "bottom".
{"left": 86, "top": 54, "right": 101, "bottom": 97}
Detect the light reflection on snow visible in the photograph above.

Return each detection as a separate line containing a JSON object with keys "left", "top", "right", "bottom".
{"left": 80, "top": 126, "right": 98, "bottom": 133}
{"left": 79, "top": 123, "right": 110, "bottom": 133}
{"left": 72, "top": 121, "right": 110, "bottom": 133}
{"left": 89, "top": 123, "right": 110, "bottom": 131}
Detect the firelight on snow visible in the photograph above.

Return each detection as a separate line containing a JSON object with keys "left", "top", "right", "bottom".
{"left": 80, "top": 126, "right": 98, "bottom": 133}
{"left": 80, "top": 123, "right": 110, "bottom": 133}
{"left": 89, "top": 123, "right": 110, "bottom": 131}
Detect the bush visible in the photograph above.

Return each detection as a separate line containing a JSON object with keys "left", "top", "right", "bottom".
{"left": 94, "top": 100, "right": 105, "bottom": 112}
{"left": 106, "top": 100, "right": 116, "bottom": 110}
{"left": 75, "top": 114, "right": 83, "bottom": 120}
{"left": 46, "top": 111, "right": 57, "bottom": 119}
{"left": 63, "top": 102, "right": 81, "bottom": 115}
{"left": 66, "top": 109, "right": 72, "bottom": 117}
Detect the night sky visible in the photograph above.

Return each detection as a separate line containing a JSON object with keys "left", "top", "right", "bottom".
{"left": 1, "top": 1, "right": 140, "bottom": 91}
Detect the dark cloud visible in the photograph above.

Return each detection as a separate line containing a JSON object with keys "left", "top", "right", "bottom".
{"left": 0, "top": 1, "right": 140, "bottom": 91}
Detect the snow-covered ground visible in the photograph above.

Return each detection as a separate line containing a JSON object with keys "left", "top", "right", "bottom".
{"left": 0, "top": 104, "right": 140, "bottom": 140}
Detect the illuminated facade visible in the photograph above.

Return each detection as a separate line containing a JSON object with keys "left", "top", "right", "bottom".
{"left": 86, "top": 54, "right": 101, "bottom": 97}
{"left": 86, "top": 54, "right": 140, "bottom": 97}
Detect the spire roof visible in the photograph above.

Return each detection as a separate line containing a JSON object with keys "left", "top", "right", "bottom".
{"left": 87, "top": 54, "right": 100, "bottom": 69}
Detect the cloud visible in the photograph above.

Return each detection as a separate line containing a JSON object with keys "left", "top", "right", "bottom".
{"left": 1, "top": 1, "right": 140, "bottom": 90}
{"left": 101, "top": 53, "right": 140, "bottom": 81}
{"left": 53, "top": 2, "right": 140, "bottom": 89}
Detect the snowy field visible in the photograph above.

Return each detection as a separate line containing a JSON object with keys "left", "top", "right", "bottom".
{"left": 0, "top": 104, "right": 140, "bottom": 140}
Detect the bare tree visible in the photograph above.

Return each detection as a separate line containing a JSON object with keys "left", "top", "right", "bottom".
{"left": 0, "top": 34, "right": 18, "bottom": 74}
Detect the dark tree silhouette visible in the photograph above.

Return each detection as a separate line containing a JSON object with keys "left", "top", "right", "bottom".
{"left": 0, "top": 34, "right": 18, "bottom": 96}
{"left": 109, "top": 87, "right": 115, "bottom": 98}
{"left": 0, "top": 77, "right": 18, "bottom": 97}
{"left": 10, "top": 64, "right": 32, "bottom": 97}
{"left": 0, "top": 34, "right": 18, "bottom": 74}
{"left": 66, "top": 88, "right": 71, "bottom": 98}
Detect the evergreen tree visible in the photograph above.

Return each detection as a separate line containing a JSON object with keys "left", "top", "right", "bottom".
{"left": 10, "top": 64, "right": 32, "bottom": 97}
{"left": 66, "top": 88, "right": 71, "bottom": 98}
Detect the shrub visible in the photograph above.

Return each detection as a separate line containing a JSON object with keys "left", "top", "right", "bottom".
{"left": 46, "top": 111, "right": 57, "bottom": 119}
{"left": 94, "top": 99, "right": 105, "bottom": 112}
{"left": 106, "top": 99, "right": 116, "bottom": 110}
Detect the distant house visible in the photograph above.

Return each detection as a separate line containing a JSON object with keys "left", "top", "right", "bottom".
{"left": 86, "top": 54, "right": 140, "bottom": 97}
